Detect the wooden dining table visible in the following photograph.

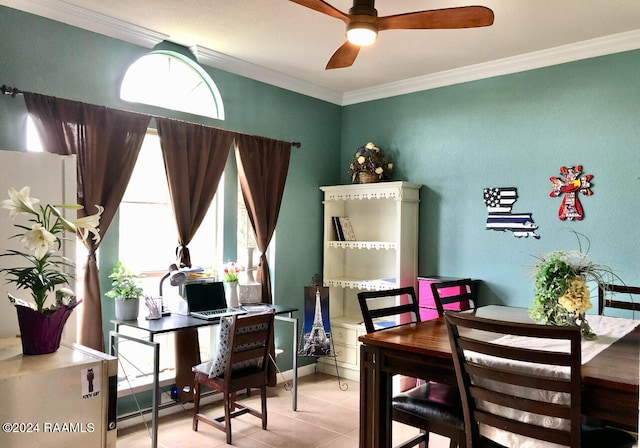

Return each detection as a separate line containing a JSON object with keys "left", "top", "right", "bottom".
{"left": 358, "top": 305, "right": 640, "bottom": 448}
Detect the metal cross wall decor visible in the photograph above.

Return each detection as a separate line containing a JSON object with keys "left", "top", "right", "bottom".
{"left": 549, "top": 165, "right": 593, "bottom": 221}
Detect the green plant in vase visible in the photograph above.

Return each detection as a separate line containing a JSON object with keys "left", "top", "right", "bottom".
{"left": 529, "top": 235, "right": 616, "bottom": 340}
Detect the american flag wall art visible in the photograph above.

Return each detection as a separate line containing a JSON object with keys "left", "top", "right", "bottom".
{"left": 483, "top": 187, "right": 539, "bottom": 239}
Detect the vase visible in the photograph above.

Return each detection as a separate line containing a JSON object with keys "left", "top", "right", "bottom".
{"left": 357, "top": 171, "right": 380, "bottom": 184}
{"left": 225, "top": 281, "right": 239, "bottom": 308}
{"left": 15, "top": 300, "right": 80, "bottom": 355}
{"left": 115, "top": 297, "right": 140, "bottom": 321}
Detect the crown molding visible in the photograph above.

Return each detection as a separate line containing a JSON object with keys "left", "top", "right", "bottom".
{"left": 192, "top": 46, "right": 343, "bottom": 105}
{"left": 0, "top": 0, "right": 168, "bottom": 46}
{"left": 342, "top": 29, "right": 640, "bottom": 106}
{"left": 3, "top": 0, "right": 640, "bottom": 106}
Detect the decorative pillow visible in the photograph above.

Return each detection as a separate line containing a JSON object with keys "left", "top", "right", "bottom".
{"left": 208, "top": 316, "right": 233, "bottom": 378}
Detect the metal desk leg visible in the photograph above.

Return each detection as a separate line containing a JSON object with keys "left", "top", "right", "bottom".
{"left": 109, "top": 331, "right": 161, "bottom": 448}
{"left": 275, "top": 313, "right": 298, "bottom": 411}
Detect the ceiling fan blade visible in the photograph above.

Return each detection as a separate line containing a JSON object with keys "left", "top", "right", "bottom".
{"left": 377, "top": 6, "right": 494, "bottom": 31}
{"left": 325, "top": 41, "right": 360, "bottom": 69}
{"left": 289, "top": 0, "right": 349, "bottom": 23}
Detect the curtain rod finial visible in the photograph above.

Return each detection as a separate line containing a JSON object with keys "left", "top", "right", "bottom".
{"left": 1, "top": 85, "right": 23, "bottom": 98}
{"left": 291, "top": 141, "right": 301, "bottom": 148}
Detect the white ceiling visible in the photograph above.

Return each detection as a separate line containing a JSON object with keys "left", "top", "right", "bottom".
{"left": 3, "top": 0, "right": 640, "bottom": 105}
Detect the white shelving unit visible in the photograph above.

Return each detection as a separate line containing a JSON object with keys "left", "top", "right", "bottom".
{"left": 317, "top": 182, "right": 421, "bottom": 380}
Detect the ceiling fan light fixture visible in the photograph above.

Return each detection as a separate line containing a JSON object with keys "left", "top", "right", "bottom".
{"left": 346, "top": 22, "right": 377, "bottom": 46}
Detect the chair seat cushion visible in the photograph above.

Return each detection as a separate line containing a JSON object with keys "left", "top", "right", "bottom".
{"left": 392, "top": 382, "right": 464, "bottom": 428}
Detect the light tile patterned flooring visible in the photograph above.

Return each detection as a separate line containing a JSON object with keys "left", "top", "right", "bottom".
{"left": 116, "top": 372, "right": 451, "bottom": 447}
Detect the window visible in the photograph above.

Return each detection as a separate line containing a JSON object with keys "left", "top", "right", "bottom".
{"left": 116, "top": 130, "right": 224, "bottom": 384}
{"left": 119, "top": 130, "right": 223, "bottom": 274}
{"left": 236, "top": 180, "right": 260, "bottom": 270}
{"left": 120, "top": 48, "right": 224, "bottom": 120}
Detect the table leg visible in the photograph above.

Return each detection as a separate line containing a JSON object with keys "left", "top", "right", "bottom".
{"left": 360, "top": 344, "right": 392, "bottom": 448}
{"left": 109, "top": 331, "right": 161, "bottom": 448}
{"left": 275, "top": 313, "right": 298, "bottom": 411}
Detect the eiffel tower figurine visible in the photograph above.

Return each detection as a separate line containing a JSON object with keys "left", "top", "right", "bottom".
{"left": 303, "top": 288, "right": 330, "bottom": 356}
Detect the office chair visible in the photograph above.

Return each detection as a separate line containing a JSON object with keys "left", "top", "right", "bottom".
{"left": 192, "top": 311, "right": 274, "bottom": 444}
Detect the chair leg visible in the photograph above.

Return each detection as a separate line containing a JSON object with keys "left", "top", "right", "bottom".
{"left": 420, "top": 430, "right": 428, "bottom": 448}
{"left": 224, "top": 393, "right": 232, "bottom": 445}
{"left": 260, "top": 385, "right": 268, "bottom": 430}
{"left": 192, "top": 380, "right": 200, "bottom": 431}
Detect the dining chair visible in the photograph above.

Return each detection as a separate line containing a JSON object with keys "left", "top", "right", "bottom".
{"left": 597, "top": 282, "right": 640, "bottom": 315}
{"left": 358, "top": 287, "right": 466, "bottom": 448}
{"left": 192, "top": 311, "right": 274, "bottom": 444}
{"left": 430, "top": 278, "right": 476, "bottom": 317}
{"left": 444, "top": 311, "right": 636, "bottom": 448}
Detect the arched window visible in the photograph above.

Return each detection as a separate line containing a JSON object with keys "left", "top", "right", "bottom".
{"left": 120, "top": 42, "right": 224, "bottom": 120}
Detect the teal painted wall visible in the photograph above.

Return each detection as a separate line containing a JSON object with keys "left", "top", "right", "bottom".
{"left": 0, "top": 5, "right": 341, "bottom": 377}
{"left": 1, "top": 5, "right": 639, "bottom": 381}
{"left": 343, "top": 51, "right": 640, "bottom": 307}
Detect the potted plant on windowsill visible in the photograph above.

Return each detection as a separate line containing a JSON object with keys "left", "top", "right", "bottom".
{"left": 105, "top": 260, "right": 144, "bottom": 321}
{"left": 0, "top": 186, "right": 103, "bottom": 355}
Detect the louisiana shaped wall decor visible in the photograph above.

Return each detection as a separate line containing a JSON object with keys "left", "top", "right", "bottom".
{"left": 483, "top": 187, "right": 539, "bottom": 238}
{"left": 549, "top": 165, "right": 593, "bottom": 221}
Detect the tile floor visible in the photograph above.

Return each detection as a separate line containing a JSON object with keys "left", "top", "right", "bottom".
{"left": 116, "top": 372, "right": 452, "bottom": 447}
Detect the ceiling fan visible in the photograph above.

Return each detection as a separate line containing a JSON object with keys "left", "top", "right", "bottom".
{"left": 289, "top": 0, "right": 494, "bottom": 69}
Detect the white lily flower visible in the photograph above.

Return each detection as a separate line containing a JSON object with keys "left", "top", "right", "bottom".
{"left": 365, "top": 142, "right": 375, "bottom": 150}
{"left": 0, "top": 186, "right": 40, "bottom": 220}
{"left": 74, "top": 205, "right": 104, "bottom": 243}
{"left": 358, "top": 156, "right": 366, "bottom": 164}
{"left": 20, "top": 223, "right": 56, "bottom": 259}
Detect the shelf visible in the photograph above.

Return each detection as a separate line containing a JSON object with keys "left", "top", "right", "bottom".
{"left": 325, "top": 277, "right": 397, "bottom": 290}
{"left": 321, "top": 181, "right": 421, "bottom": 202}
{"left": 327, "top": 241, "right": 396, "bottom": 250}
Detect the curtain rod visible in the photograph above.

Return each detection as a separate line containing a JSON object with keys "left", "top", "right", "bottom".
{"left": 1, "top": 85, "right": 23, "bottom": 98}
{"left": 1, "top": 84, "right": 302, "bottom": 148}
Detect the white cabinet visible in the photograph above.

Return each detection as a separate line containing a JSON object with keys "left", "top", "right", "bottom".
{"left": 317, "top": 182, "right": 421, "bottom": 379}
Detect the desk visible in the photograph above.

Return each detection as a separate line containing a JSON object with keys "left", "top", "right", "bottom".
{"left": 358, "top": 306, "right": 640, "bottom": 448}
{"left": 109, "top": 305, "right": 298, "bottom": 448}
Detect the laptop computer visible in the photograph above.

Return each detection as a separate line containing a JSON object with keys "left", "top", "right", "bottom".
{"left": 185, "top": 282, "right": 247, "bottom": 321}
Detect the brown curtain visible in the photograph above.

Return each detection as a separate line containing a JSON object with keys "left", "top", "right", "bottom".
{"left": 235, "top": 135, "right": 291, "bottom": 387}
{"left": 234, "top": 135, "right": 291, "bottom": 304}
{"left": 24, "top": 93, "right": 151, "bottom": 352}
{"left": 156, "top": 117, "right": 236, "bottom": 402}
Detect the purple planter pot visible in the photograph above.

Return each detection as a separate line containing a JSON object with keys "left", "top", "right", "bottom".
{"left": 15, "top": 301, "right": 81, "bottom": 355}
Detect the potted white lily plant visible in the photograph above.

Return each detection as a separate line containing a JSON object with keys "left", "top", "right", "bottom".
{"left": 0, "top": 186, "right": 103, "bottom": 354}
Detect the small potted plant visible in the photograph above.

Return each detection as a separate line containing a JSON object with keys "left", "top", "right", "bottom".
{"left": 105, "top": 260, "right": 144, "bottom": 321}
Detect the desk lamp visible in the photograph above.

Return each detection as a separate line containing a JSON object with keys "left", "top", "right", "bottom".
{"left": 158, "top": 263, "right": 188, "bottom": 316}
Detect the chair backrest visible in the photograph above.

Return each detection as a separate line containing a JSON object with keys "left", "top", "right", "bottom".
{"left": 598, "top": 283, "right": 640, "bottom": 315}
{"left": 430, "top": 278, "right": 476, "bottom": 317}
{"left": 225, "top": 311, "right": 275, "bottom": 383}
{"left": 444, "top": 311, "right": 582, "bottom": 448}
{"left": 357, "top": 287, "right": 420, "bottom": 333}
